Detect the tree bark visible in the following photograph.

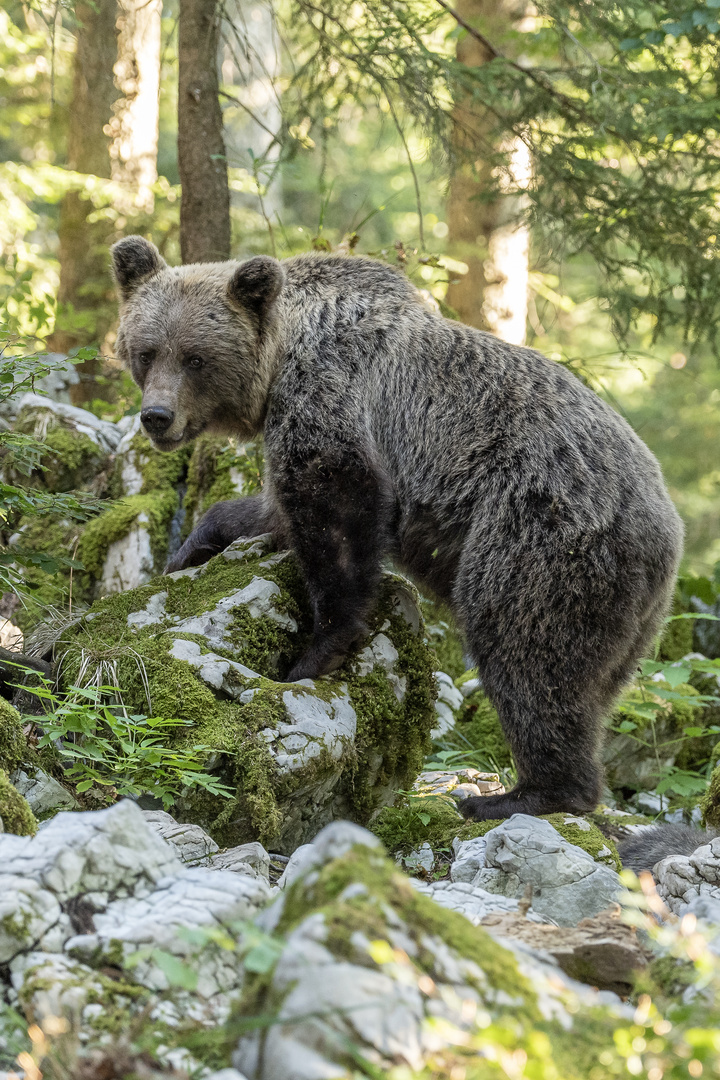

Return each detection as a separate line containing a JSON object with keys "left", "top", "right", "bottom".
{"left": 109, "top": 0, "right": 163, "bottom": 214}
{"left": 178, "top": 0, "right": 231, "bottom": 263}
{"left": 446, "top": 0, "right": 531, "bottom": 344}
{"left": 48, "top": 0, "right": 119, "bottom": 403}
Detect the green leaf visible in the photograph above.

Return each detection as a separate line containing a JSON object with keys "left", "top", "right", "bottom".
{"left": 152, "top": 951, "right": 198, "bottom": 990}
{"left": 659, "top": 665, "right": 691, "bottom": 688}
{"left": 243, "top": 940, "right": 282, "bottom": 974}
{"left": 417, "top": 812, "right": 431, "bottom": 826}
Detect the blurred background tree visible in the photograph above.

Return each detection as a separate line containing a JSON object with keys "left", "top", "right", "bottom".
{"left": 2, "top": 0, "right": 720, "bottom": 567}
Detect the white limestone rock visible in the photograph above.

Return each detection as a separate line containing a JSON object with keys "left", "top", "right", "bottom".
{"left": 142, "top": 810, "right": 220, "bottom": 865}
{"left": 67, "top": 867, "right": 270, "bottom": 994}
{"left": 172, "top": 577, "right": 297, "bottom": 650}
{"left": 450, "top": 834, "right": 489, "bottom": 883}
{"left": 413, "top": 878, "right": 550, "bottom": 925}
{"left": 654, "top": 835, "right": 720, "bottom": 916}
{"left": 0, "top": 800, "right": 181, "bottom": 905}
{"left": 209, "top": 842, "right": 271, "bottom": 881}
{"left": 465, "top": 815, "right": 622, "bottom": 927}
{"left": 99, "top": 514, "right": 156, "bottom": 593}
{"left": 352, "top": 633, "right": 406, "bottom": 702}
{"left": 168, "top": 638, "right": 260, "bottom": 694}
{"left": 16, "top": 393, "right": 122, "bottom": 453}
{"left": 431, "top": 670, "right": 463, "bottom": 737}
{"left": 258, "top": 686, "right": 357, "bottom": 773}
{"left": 10, "top": 768, "right": 79, "bottom": 815}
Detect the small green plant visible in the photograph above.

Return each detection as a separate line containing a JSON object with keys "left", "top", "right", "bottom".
{"left": 25, "top": 681, "right": 233, "bottom": 809}
{"left": 613, "top": 614, "right": 720, "bottom": 802}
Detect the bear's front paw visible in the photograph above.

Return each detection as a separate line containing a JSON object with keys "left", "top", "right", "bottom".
{"left": 284, "top": 638, "right": 350, "bottom": 683}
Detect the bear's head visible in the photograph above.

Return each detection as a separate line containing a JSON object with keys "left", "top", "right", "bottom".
{"left": 111, "top": 236, "right": 286, "bottom": 450}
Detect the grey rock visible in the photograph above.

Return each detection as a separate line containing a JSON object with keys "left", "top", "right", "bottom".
{"left": 467, "top": 815, "right": 621, "bottom": 927}
{"left": 353, "top": 633, "right": 406, "bottom": 702}
{"left": 431, "top": 671, "right": 463, "bottom": 737}
{"left": 258, "top": 687, "right": 357, "bottom": 773}
{"left": 450, "top": 834, "right": 488, "bottom": 882}
{"left": 10, "top": 768, "right": 79, "bottom": 814}
{"left": 0, "top": 800, "right": 181, "bottom": 904}
{"left": 413, "top": 878, "right": 550, "bottom": 925}
{"left": 402, "top": 842, "right": 435, "bottom": 874}
{"left": 209, "top": 842, "right": 271, "bottom": 882}
{"left": 142, "top": 811, "right": 220, "bottom": 865}
{"left": 172, "top": 577, "right": 297, "bottom": 650}
{"left": 67, "top": 867, "right": 270, "bottom": 994}
{"left": 654, "top": 835, "right": 720, "bottom": 916}
{"left": 168, "top": 638, "right": 260, "bottom": 694}
{"left": 17, "top": 393, "right": 122, "bottom": 452}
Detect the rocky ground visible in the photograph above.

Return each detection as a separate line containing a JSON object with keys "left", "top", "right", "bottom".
{"left": 1, "top": 371, "right": 720, "bottom": 1078}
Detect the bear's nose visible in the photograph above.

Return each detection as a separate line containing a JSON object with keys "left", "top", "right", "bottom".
{"left": 141, "top": 405, "right": 175, "bottom": 434}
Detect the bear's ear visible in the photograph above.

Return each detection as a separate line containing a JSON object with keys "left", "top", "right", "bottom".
{"left": 227, "top": 256, "right": 286, "bottom": 324}
{"left": 111, "top": 236, "right": 167, "bottom": 301}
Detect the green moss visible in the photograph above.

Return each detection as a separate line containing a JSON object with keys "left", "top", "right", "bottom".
{"left": 372, "top": 795, "right": 463, "bottom": 856}
{"left": 79, "top": 490, "right": 179, "bottom": 578}
{"left": 10, "top": 514, "right": 95, "bottom": 630}
{"left": 37, "top": 427, "right": 106, "bottom": 493}
{"left": 270, "top": 842, "right": 539, "bottom": 1017}
{"left": 0, "top": 698, "right": 30, "bottom": 773}
{"left": 700, "top": 763, "right": 720, "bottom": 828}
{"left": 107, "top": 431, "right": 189, "bottom": 501}
{"left": 0, "top": 768, "right": 37, "bottom": 835}
{"left": 182, "top": 436, "right": 264, "bottom": 537}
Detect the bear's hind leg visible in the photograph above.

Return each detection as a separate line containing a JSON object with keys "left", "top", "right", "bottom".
{"left": 458, "top": 679, "right": 605, "bottom": 821}
{"left": 453, "top": 520, "right": 676, "bottom": 823}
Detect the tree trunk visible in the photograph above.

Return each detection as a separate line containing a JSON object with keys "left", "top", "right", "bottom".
{"left": 48, "top": 0, "right": 119, "bottom": 404}
{"left": 109, "top": 0, "right": 163, "bottom": 214}
{"left": 178, "top": 0, "right": 231, "bottom": 263}
{"left": 446, "top": 0, "right": 531, "bottom": 345}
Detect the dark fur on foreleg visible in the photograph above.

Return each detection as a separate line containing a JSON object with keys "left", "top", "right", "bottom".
{"left": 273, "top": 446, "right": 393, "bottom": 682}
{"left": 165, "top": 495, "right": 277, "bottom": 573}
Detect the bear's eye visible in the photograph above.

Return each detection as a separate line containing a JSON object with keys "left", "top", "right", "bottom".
{"left": 186, "top": 354, "right": 204, "bottom": 369}
{"left": 138, "top": 350, "right": 155, "bottom": 366}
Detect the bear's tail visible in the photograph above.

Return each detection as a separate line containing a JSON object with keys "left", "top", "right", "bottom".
{"left": 618, "top": 824, "right": 717, "bottom": 875}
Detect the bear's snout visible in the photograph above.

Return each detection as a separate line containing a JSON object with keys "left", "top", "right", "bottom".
{"left": 141, "top": 405, "right": 175, "bottom": 436}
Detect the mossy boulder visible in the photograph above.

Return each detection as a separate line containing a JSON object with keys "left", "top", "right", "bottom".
{"left": 7, "top": 403, "right": 267, "bottom": 626}
{"left": 0, "top": 768, "right": 37, "bottom": 836}
{"left": 232, "top": 822, "right": 630, "bottom": 1079}
{"left": 9, "top": 393, "right": 120, "bottom": 495}
{"left": 55, "top": 534, "right": 436, "bottom": 852}
{"left": 372, "top": 795, "right": 621, "bottom": 869}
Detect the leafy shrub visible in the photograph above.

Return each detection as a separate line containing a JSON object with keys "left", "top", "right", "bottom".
{"left": 25, "top": 680, "right": 233, "bottom": 810}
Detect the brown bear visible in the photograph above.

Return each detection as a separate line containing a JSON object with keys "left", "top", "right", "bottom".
{"left": 111, "top": 235, "right": 683, "bottom": 823}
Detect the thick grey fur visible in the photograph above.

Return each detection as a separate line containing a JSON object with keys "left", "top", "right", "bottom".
{"left": 111, "top": 236, "right": 684, "bottom": 822}
{"left": 619, "top": 825, "right": 717, "bottom": 874}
